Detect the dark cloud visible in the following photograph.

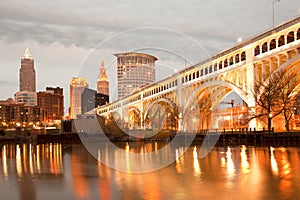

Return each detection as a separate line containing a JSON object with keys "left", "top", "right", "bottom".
{"left": 0, "top": 0, "right": 300, "bottom": 106}
{"left": 1, "top": 0, "right": 299, "bottom": 52}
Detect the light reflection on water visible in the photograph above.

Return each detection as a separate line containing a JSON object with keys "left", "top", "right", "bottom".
{"left": 0, "top": 143, "right": 300, "bottom": 200}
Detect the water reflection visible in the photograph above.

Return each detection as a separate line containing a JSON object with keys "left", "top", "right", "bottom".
{"left": 193, "top": 146, "right": 201, "bottom": 177}
{"left": 270, "top": 147, "right": 278, "bottom": 176}
{"left": 0, "top": 143, "right": 300, "bottom": 199}
{"left": 240, "top": 145, "right": 250, "bottom": 174}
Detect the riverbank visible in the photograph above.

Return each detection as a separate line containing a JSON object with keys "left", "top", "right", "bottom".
{"left": 1, "top": 131, "right": 300, "bottom": 147}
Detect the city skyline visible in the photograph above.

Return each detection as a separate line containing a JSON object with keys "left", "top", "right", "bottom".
{"left": 1, "top": 1, "right": 300, "bottom": 113}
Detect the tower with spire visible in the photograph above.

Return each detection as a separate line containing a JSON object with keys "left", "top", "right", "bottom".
{"left": 20, "top": 48, "right": 36, "bottom": 92}
{"left": 97, "top": 58, "right": 109, "bottom": 96}
{"left": 14, "top": 48, "right": 37, "bottom": 106}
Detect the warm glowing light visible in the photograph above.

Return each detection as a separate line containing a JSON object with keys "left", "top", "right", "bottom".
{"left": 175, "top": 149, "right": 183, "bottom": 174}
{"left": 240, "top": 145, "right": 250, "bottom": 174}
{"left": 37, "top": 145, "right": 41, "bottom": 173}
{"left": 193, "top": 146, "right": 201, "bottom": 176}
{"left": 29, "top": 144, "right": 34, "bottom": 175}
{"left": 237, "top": 37, "right": 242, "bottom": 43}
{"left": 16, "top": 144, "right": 22, "bottom": 177}
{"left": 226, "top": 147, "right": 235, "bottom": 187}
{"left": 270, "top": 147, "right": 278, "bottom": 176}
{"left": 221, "top": 157, "right": 226, "bottom": 167}
{"left": 2, "top": 145, "right": 8, "bottom": 177}
{"left": 125, "top": 143, "right": 131, "bottom": 173}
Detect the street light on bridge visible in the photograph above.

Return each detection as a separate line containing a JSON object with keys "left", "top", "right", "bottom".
{"left": 272, "top": 0, "right": 280, "bottom": 28}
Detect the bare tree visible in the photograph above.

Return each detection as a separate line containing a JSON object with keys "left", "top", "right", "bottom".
{"left": 277, "top": 71, "right": 298, "bottom": 131}
{"left": 250, "top": 70, "right": 291, "bottom": 132}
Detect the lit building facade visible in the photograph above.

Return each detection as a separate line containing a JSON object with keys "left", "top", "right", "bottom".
{"left": 97, "top": 59, "right": 109, "bottom": 96}
{"left": 114, "top": 52, "right": 158, "bottom": 99}
{"left": 70, "top": 77, "right": 89, "bottom": 119}
{"left": 37, "top": 87, "right": 64, "bottom": 122}
{"left": 81, "top": 88, "right": 109, "bottom": 114}
{"left": 14, "top": 91, "right": 37, "bottom": 106}
{"left": 20, "top": 48, "right": 36, "bottom": 92}
{"left": 0, "top": 103, "right": 42, "bottom": 127}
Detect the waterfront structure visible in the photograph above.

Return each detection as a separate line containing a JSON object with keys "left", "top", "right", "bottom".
{"left": 81, "top": 88, "right": 109, "bottom": 114}
{"left": 70, "top": 77, "right": 88, "bottom": 119}
{"left": 97, "top": 59, "right": 109, "bottom": 96}
{"left": 96, "top": 17, "right": 300, "bottom": 132}
{"left": 115, "top": 52, "right": 158, "bottom": 99}
{"left": 14, "top": 91, "right": 37, "bottom": 106}
{"left": 0, "top": 103, "right": 42, "bottom": 127}
{"left": 20, "top": 48, "right": 36, "bottom": 92}
{"left": 37, "top": 87, "right": 64, "bottom": 122}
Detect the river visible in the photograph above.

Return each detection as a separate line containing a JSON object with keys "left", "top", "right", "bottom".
{"left": 0, "top": 142, "right": 299, "bottom": 200}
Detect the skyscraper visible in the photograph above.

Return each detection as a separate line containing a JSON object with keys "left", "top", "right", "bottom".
{"left": 20, "top": 48, "right": 36, "bottom": 92}
{"left": 114, "top": 52, "right": 157, "bottom": 99}
{"left": 97, "top": 58, "right": 109, "bottom": 96}
{"left": 15, "top": 48, "right": 37, "bottom": 106}
{"left": 70, "top": 77, "right": 88, "bottom": 119}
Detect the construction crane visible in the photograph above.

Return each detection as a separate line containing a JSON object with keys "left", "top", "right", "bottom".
{"left": 220, "top": 99, "right": 235, "bottom": 108}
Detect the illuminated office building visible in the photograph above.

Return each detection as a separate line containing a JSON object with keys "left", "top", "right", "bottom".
{"left": 70, "top": 77, "right": 88, "bottom": 119}
{"left": 114, "top": 52, "right": 158, "bottom": 99}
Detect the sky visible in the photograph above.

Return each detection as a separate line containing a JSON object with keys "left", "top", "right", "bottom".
{"left": 0, "top": 0, "right": 300, "bottom": 114}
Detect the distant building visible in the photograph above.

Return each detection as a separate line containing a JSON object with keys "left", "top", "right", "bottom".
{"left": 0, "top": 103, "right": 42, "bottom": 127}
{"left": 0, "top": 98, "right": 14, "bottom": 105}
{"left": 97, "top": 58, "right": 109, "bottom": 96}
{"left": 81, "top": 88, "right": 109, "bottom": 114}
{"left": 14, "top": 91, "right": 37, "bottom": 106}
{"left": 114, "top": 52, "right": 158, "bottom": 99}
{"left": 70, "top": 77, "right": 89, "bottom": 119}
{"left": 37, "top": 87, "right": 64, "bottom": 122}
{"left": 20, "top": 48, "right": 36, "bottom": 92}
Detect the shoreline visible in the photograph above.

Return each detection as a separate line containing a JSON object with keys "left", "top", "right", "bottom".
{"left": 0, "top": 132, "right": 300, "bottom": 147}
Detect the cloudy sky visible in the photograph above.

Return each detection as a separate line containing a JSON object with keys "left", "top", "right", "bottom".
{"left": 0, "top": 0, "right": 300, "bottom": 113}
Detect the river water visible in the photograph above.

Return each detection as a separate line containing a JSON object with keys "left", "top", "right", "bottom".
{"left": 0, "top": 142, "right": 299, "bottom": 200}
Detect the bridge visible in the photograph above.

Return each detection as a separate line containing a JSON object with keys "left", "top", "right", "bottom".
{"left": 95, "top": 17, "right": 300, "bottom": 133}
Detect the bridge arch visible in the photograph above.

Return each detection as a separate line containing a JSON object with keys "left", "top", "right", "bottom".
{"left": 143, "top": 98, "right": 178, "bottom": 131}
{"left": 144, "top": 98, "right": 177, "bottom": 121}
{"left": 183, "top": 80, "right": 248, "bottom": 115}
{"left": 126, "top": 106, "right": 141, "bottom": 129}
